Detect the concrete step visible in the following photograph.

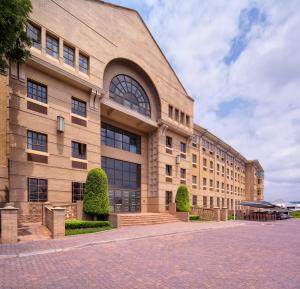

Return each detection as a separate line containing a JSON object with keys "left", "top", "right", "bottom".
{"left": 118, "top": 213, "right": 181, "bottom": 227}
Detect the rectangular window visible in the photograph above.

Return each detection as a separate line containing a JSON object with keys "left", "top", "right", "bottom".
{"left": 203, "top": 158, "right": 207, "bottom": 167}
{"left": 216, "top": 181, "right": 219, "bottom": 188}
{"left": 46, "top": 34, "right": 59, "bottom": 58}
{"left": 101, "top": 122, "right": 141, "bottom": 154}
{"left": 79, "top": 53, "right": 89, "bottom": 74}
{"left": 180, "top": 112, "right": 185, "bottom": 124}
{"left": 166, "top": 165, "right": 172, "bottom": 176}
{"left": 27, "top": 80, "right": 47, "bottom": 103}
{"left": 63, "top": 44, "right": 75, "bottom": 66}
{"left": 27, "top": 131, "right": 47, "bottom": 152}
{"left": 101, "top": 156, "right": 141, "bottom": 190}
{"left": 27, "top": 22, "right": 41, "bottom": 49}
{"left": 203, "top": 196, "right": 207, "bottom": 208}
{"left": 180, "top": 168, "right": 186, "bottom": 179}
{"left": 217, "top": 163, "right": 220, "bottom": 171}
{"left": 180, "top": 142, "right": 186, "bottom": 153}
{"left": 186, "top": 115, "right": 190, "bottom": 127}
{"left": 192, "top": 175, "right": 197, "bottom": 185}
{"left": 203, "top": 177, "right": 207, "bottom": 186}
{"left": 72, "top": 182, "right": 85, "bottom": 202}
{"left": 210, "top": 161, "right": 214, "bottom": 169}
{"left": 193, "top": 195, "right": 197, "bottom": 206}
{"left": 72, "top": 97, "right": 87, "bottom": 117}
{"left": 217, "top": 197, "right": 220, "bottom": 208}
{"left": 210, "top": 197, "right": 214, "bottom": 208}
{"left": 192, "top": 154, "right": 197, "bottom": 164}
{"left": 166, "top": 136, "right": 172, "bottom": 148}
{"left": 72, "top": 141, "right": 86, "bottom": 160}
{"left": 210, "top": 179, "right": 213, "bottom": 188}
{"left": 168, "top": 105, "right": 173, "bottom": 118}
{"left": 28, "top": 178, "right": 47, "bottom": 202}
{"left": 175, "top": 108, "right": 179, "bottom": 121}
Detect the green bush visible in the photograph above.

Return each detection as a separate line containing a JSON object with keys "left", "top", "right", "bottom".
{"left": 83, "top": 168, "right": 109, "bottom": 217}
{"left": 190, "top": 214, "right": 200, "bottom": 221}
{"left": 175, "top": 185, "right": 190, "bottom": 212}
{"left": 290, "top": 211, "right": 300, "bottom": 218}
{"left": 65, "top": 220, "right": 111, "bottom": 230}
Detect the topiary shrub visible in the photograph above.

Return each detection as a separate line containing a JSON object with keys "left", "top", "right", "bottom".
{"left": 175, "top": 185, "right": 190, "bottom": 212}
{"left": 83, "top": 168, "right": 109, "bottom": 218}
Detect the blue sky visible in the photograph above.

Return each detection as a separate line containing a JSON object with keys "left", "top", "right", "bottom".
{"left": 107, "top": 0, "right": 300, "bottom": 202}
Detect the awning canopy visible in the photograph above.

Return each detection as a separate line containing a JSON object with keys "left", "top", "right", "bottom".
{"left": 241, "top": 201, "right": 280, "bottom": 209}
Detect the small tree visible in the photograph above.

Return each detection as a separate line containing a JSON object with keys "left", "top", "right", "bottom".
{"left": 175, "top": 185, "right": 190, "bottom": 212}
{"left": 0, "top": 0, "right": 33, "bottom": 71}
{"left": 83, "top": 168, "right": 109, "bottom": 218}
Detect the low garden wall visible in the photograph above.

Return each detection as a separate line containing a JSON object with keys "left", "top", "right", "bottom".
{"left": 44, "top": 205, "right": 65, "bottom": 239}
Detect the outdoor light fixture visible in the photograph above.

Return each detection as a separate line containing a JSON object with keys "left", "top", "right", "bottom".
{"left": 57, "top": 116, "right": 64, "bottom": 133}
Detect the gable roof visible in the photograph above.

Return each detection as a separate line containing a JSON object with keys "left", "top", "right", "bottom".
{"left": 94, "top": 1, "right": 193, "bottom": 101}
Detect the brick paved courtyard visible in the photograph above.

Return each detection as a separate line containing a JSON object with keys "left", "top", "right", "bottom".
{"left": 0, "top": 219, "right": 299, "bottom": 289}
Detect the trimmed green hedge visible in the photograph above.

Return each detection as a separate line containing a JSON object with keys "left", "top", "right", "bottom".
{"left": 290, "top": 211, "right": 300, "bottom": 218}
{"left": 65, "top": 220, "right": 111, "bottom": 230}
{"left": 190, "top": 214, "right": 200, "bottom": 221}
{"left": 83, "top": 168, "right": 109, "bottom": 216}
{"left": 175, "top": 185, "right": 190, "bottom": 212}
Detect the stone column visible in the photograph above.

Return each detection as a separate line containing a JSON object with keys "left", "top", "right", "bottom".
{"left": 51, "top": 207, "right": 65, "bottom": 239}
{"left": 76, "top": 201, "right": 83, "bottom": 220}
{"left": 42, "top": 202, "right": 51, "bottom": 225}
{"left": 0, "top": 205, "right": 19, "bottom": 243}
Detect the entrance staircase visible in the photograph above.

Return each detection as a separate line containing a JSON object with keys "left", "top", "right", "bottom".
{"left": 118, "top": 213, "right": 181, "bottom": 227}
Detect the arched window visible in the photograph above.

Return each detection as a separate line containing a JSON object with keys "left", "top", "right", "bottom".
{"left": 109, "top": 74, "right": 151, "bottom": 117}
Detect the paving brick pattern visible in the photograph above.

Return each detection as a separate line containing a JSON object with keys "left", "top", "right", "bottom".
{"left": 0, "top": 220, "right": 299, "bottom": 289}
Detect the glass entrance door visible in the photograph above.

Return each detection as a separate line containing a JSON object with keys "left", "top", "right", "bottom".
{"left": 109, "top": 190, "right": 141, "bottom": 213}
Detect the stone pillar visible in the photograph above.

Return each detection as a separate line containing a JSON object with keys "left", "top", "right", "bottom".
{"left": 0, "top": 205, "right": 19, "bottom": 243}
{"left": 108, "top": 213, "right": 119, "bottom": 228}
{"left": 42, "top": 202, "right": 51, "bottom": 225}
{"left": 52, "top": 207, "right": 65, "bottom": 239}
{"left": 169, "top": 202, "right": 176, "bottom": 215}
{"left": 215, "top": 208, "right": 221, "bottom": 222}
{"left": 76, "top": 201, "right": 83, "bottom": 220}
{"left": 222, "top": 209, "right": 228, "bottom": 221}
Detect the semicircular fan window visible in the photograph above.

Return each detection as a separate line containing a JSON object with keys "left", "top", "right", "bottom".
{"left": 109, "top": 74, "right": 151, "bottom": 118}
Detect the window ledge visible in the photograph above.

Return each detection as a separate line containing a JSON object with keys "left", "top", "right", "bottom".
{"left": 26, "top": 97, "right": 49, "bottom": 108}
{"left": 70, "top": 157, "right": 88, "bottom": 163}
{"left": 70, "top": 113, "right": 88, "bottom": 121}
{"left": 26, "top": 149, "right": 49, "bottom": 156}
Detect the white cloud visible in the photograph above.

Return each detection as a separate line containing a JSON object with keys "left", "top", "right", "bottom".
{"left": 142, "top": 0, "right": 300, "bottom": 201}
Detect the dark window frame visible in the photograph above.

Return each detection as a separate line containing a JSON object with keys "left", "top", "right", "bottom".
{"left": 180, "top": 168, "right": 186, "bottom": 179}
{"left": 46, "top": 33, "right": 59, "bottom": 58}
{"left": 72, "top": 141, "right": 87, "bottom": 160}
{"left": 27, "top": 22, "right": 41, "bottom": 49}
{"left": 63, "top": 44, "right": 75, "bottom": 66}
{"left": 79, "top": 53, "right": 89, "bottom": 74}
{"left": 166, "top": 165, "right": 172, "bottom": 176}
{"left": 27, "top": 79, "right": 47, "bottom": 104}
{"left": 28, "top": 178, "right": 48, "bottom": 202}
{"left": 101, "top": 122, "right": 141, "bottom": 154}
{"left": 27, "top": 130, "right": 47, "bottom": 152}
{"left": 166, "top": 136, "right": 172, "bottom": 148}
{"left": 72, "top": 182, "right": 85, "bottom": 202}
{"left": 71, "top": 97, "right": 87, "bottom": 117}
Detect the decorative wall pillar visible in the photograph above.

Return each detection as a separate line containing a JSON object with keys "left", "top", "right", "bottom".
{"left": 0, "top": 205, "right": 19, "bottom": 243}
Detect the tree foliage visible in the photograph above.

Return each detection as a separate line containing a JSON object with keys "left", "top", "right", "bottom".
{"left": 175, "top": 185, "right": 190, "bottom": 212}
{"left": 0, "top": 0, "right": 32, "bottom": 71}
{"left": 83, "top": 168, "right": 110, "bottom": 217}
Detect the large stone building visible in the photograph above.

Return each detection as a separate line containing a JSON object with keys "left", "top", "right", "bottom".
{"left": 0, "top": 0, "right": 264, "bottom": 220}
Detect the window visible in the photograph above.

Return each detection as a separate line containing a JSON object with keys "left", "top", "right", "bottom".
{"left": 166, "top": 136, "right": 172, "bottom": 148}
{"left": 72, "top": 182, "right": 85, "bottom": 202}
{"left": 101, "top": 123, "right": 141, "bottom": 154}
{"left": 180, "top": 112, "right": 185, "bottom": 124}
{"left": 216, "top": 181, "right": 219, "bottom": 188}
{"left": 192, "top": 154, "right": 197, "bottom": 164}
{"left": 210, "top": 179, "right": 213, "bottom": 188}
{"left": 210, "top": 197, "right": 214, "bottom": 208}
{"left": 222, "top": 198, "right": 225, "bottom": 208}
{"left": 72, "top": 141, "right": 86, "bottom": 160}
{"left": 192, "top": 175, "right": 197, "bottom": 185}
{"left": 217, "top": 163, "right": 220, "bottom": 171}
{"left": 28, "top": 178, "right": 47, "bottom": 202}
{"left": 180, "top": 142, "right": 186, "bottom": 154}
{"left": 203, "top": 177, "right": 207, "bottom": 187}
{"left": 46, "top": 34, "right": 59, "bottom": 58}
{"left": 222, "top": 166, "right": 225, "bottom": 173}
{"left": 210, "top": 161, "right": 214, "bottom": 169}
{"left": 109, "top": 74, "right": 151, "bottom": 117}
{"left": 168, "top": 105, "right": 173, "bottom": 118}
{"left": 27, "top": 131, "right": 47, "bottom": 152}
{"left": 166, "top": 165, "right": 172, "bottom": 176}
{"left": 202, "top": 139, "right": 214, "bottom": 151}
{"left": 193, "top": 195, "right": 197, "bottom": 206}
{"left": 203, "top": 196, "right": 207, "bottom": 208}
{"left": 203, "top": 158, "right": 207, "bottom": 167}
{"left": 186, "top": 115, "right": 190, "bottom": 127}
{"left": 217, "top": 197, "right": 220, "bottom": 208}
{"left": 72, "top": 97, "right": 87, "bottom": 117}
{"left": 180, "top": 168, "right": 186, "bottom": 179}
{"left": 221, "top": 182, "right": 224, "bottom": 190}
{"left": 102, "top": 157, "right": 141, "bottom": 190}
{"left": 27, "top": 80, "right": 47, "bottom": 103}
{"left": 79, "top": 53, "right": 89, "bottom": 74}
{"left": 175, "top": 108, "right": 179, "bottom": 121}
{"left": 27, "top": 22, "right": 41, "bottom": 49}
{"left": 63, "top": 44, "right": 75, "bottom": 66}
